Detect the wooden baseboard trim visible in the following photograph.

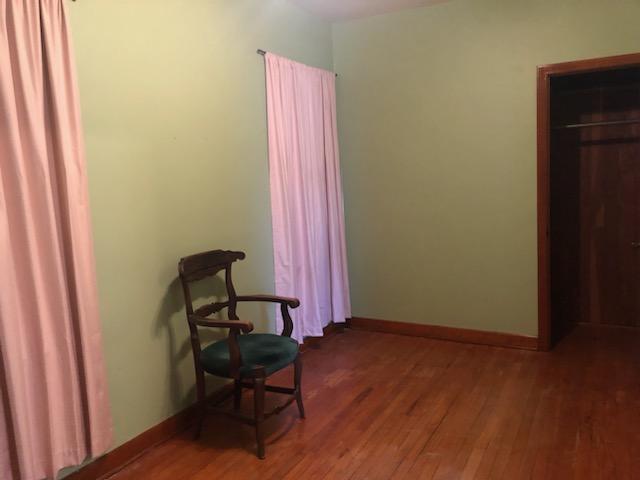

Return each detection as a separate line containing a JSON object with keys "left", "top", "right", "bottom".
{"left": 67, "top": 325, "right": 341, "bottom": 480}
{"left": 66, "top": 384, "right": 234, "bottom": 480}
{"left": 348, "top": 317, "right": 538, "bottom": 351}
{"left": 300, "top": 321, "right": 346, "bottom": 352}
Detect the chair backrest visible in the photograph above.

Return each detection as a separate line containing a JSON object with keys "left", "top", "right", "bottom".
{"left": 178, "top": 249, "right": 245, "bottom": 320}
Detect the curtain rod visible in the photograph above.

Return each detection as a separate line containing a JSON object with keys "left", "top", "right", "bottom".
{"left": 257, "top": 49, "right": 338, "bottom": 77}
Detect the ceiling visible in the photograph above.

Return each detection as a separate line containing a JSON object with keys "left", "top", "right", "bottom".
{"left": 288, "top": 0, "right": 450, "bottom": 22}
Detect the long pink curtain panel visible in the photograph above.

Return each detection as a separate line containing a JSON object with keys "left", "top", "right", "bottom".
{"left": 0, "top": 1, "right": 112, "bottom": 479}
{"left": 265, "top": 53, "right": 351, "bottom": 342}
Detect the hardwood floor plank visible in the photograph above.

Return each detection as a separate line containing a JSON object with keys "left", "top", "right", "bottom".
{"left": 108, "top": 325, "right": 640, "bottom": 480}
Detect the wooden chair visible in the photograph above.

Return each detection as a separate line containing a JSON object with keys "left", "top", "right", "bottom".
{"left": 178, "top": 250, "right": 305, "bottom": 459}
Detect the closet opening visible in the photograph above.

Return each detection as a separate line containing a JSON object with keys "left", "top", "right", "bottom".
{"left": 537, "top": 53, "right": 640, "bottom": 350}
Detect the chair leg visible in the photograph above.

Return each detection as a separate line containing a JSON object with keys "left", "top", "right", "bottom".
{"left": 294, "top": 355, "right": 305, "bottom": 419}
{"left": 194, "top": 368, "right": 206, "bottom": 439}
{"left": 233, "top": 379, "right": 242, "bottom": 410}
{"left": 254, "top": 376, "right": 266, "bottom": 459}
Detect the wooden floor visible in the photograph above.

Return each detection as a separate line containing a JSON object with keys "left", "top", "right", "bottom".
{"left": 110, "top": 325, "right": 640, "bottom": 480}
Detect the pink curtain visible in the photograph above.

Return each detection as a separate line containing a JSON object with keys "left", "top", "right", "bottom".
{"left": 0, "top": 1, "right": 112, "bottom": 479}
{"left": 265, "top": 53, "right": 351, "bottom": 343}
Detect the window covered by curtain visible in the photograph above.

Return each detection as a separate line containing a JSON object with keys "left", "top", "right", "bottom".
{"left": 0, "top": 1, "right": 112, "bottom": 478}
{"left": 265, "top": 53, "right": 351, "bottom": 342}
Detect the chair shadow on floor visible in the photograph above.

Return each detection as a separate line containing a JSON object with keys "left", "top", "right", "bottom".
{"left": 194, "top": 366, "right": 302, "bottom": 456}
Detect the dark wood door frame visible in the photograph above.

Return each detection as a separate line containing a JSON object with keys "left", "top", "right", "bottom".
{"left": 537, "top": 52, "right": 640, "bottom": 351}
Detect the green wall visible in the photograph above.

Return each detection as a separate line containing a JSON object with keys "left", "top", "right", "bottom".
{"left": 333, "top": 0, "right": 640, "bottom": 337}
{"left": 68, "top": 0, "right": 332, "bottom": 450}
{"left": 64, "top": 0, "right": 640, "bottom": 466}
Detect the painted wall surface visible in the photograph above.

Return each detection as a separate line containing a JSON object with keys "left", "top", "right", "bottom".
{"left": 333, "top": 0, "right": 640, "bottom": 337}
{"left": 67, "top": 0, "right": 332, "bottom": 449}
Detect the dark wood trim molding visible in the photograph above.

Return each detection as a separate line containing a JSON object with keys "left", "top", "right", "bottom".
{"left": 349, "top": 317, "right": 538, "bottom": 351}
{"left": 66, "top": 384, "right": 234, "bottom": 480}
{"left": 299, "top": 321, "right": 346, "bottom": 352}
{"left": 536, "top": 52, "right": 640, "bottom": 351}
{"left": 537, "top": 62, "right": 552, "bottom": 352}
{"left": 66, "top": 322, "right": 342, "bottom": 480}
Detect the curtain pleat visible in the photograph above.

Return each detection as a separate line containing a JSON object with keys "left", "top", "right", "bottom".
{"left": 0, "top": 1, "right": 112, "bottom": 479}
{"left": 265, "top": 53, "right": 351, "bottom": 342}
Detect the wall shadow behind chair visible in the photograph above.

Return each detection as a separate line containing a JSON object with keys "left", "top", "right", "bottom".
{"left": 154, "top": 275, "right": 229, "bottom": 411}
{"left": 178, "top": 249, "right": 305, "bottom": 459}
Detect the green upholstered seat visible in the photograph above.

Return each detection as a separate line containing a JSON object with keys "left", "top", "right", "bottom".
{"left": 200, "top": 333, "right": 299, "bottom": 378}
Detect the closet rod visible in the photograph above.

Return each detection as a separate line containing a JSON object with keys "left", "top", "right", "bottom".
{"left": 553, "top": 118, "right": 640, "bottom": 130}
{"left": 257, "top": 49, "right": 338, "bottom": 77}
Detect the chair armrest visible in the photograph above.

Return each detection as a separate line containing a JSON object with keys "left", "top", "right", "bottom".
{"left": 188, "top": 315, "right": 254, "bottom": 333}
{"left": 236, "top": 295, "right": 300, "bottom": 338}
{"left": 236, "top": 295, "right": 300, "bottom": 309}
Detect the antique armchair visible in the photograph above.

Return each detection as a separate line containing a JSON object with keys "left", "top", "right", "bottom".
{"left": 178, "top": 250, "right": 304, "bottom": 459}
